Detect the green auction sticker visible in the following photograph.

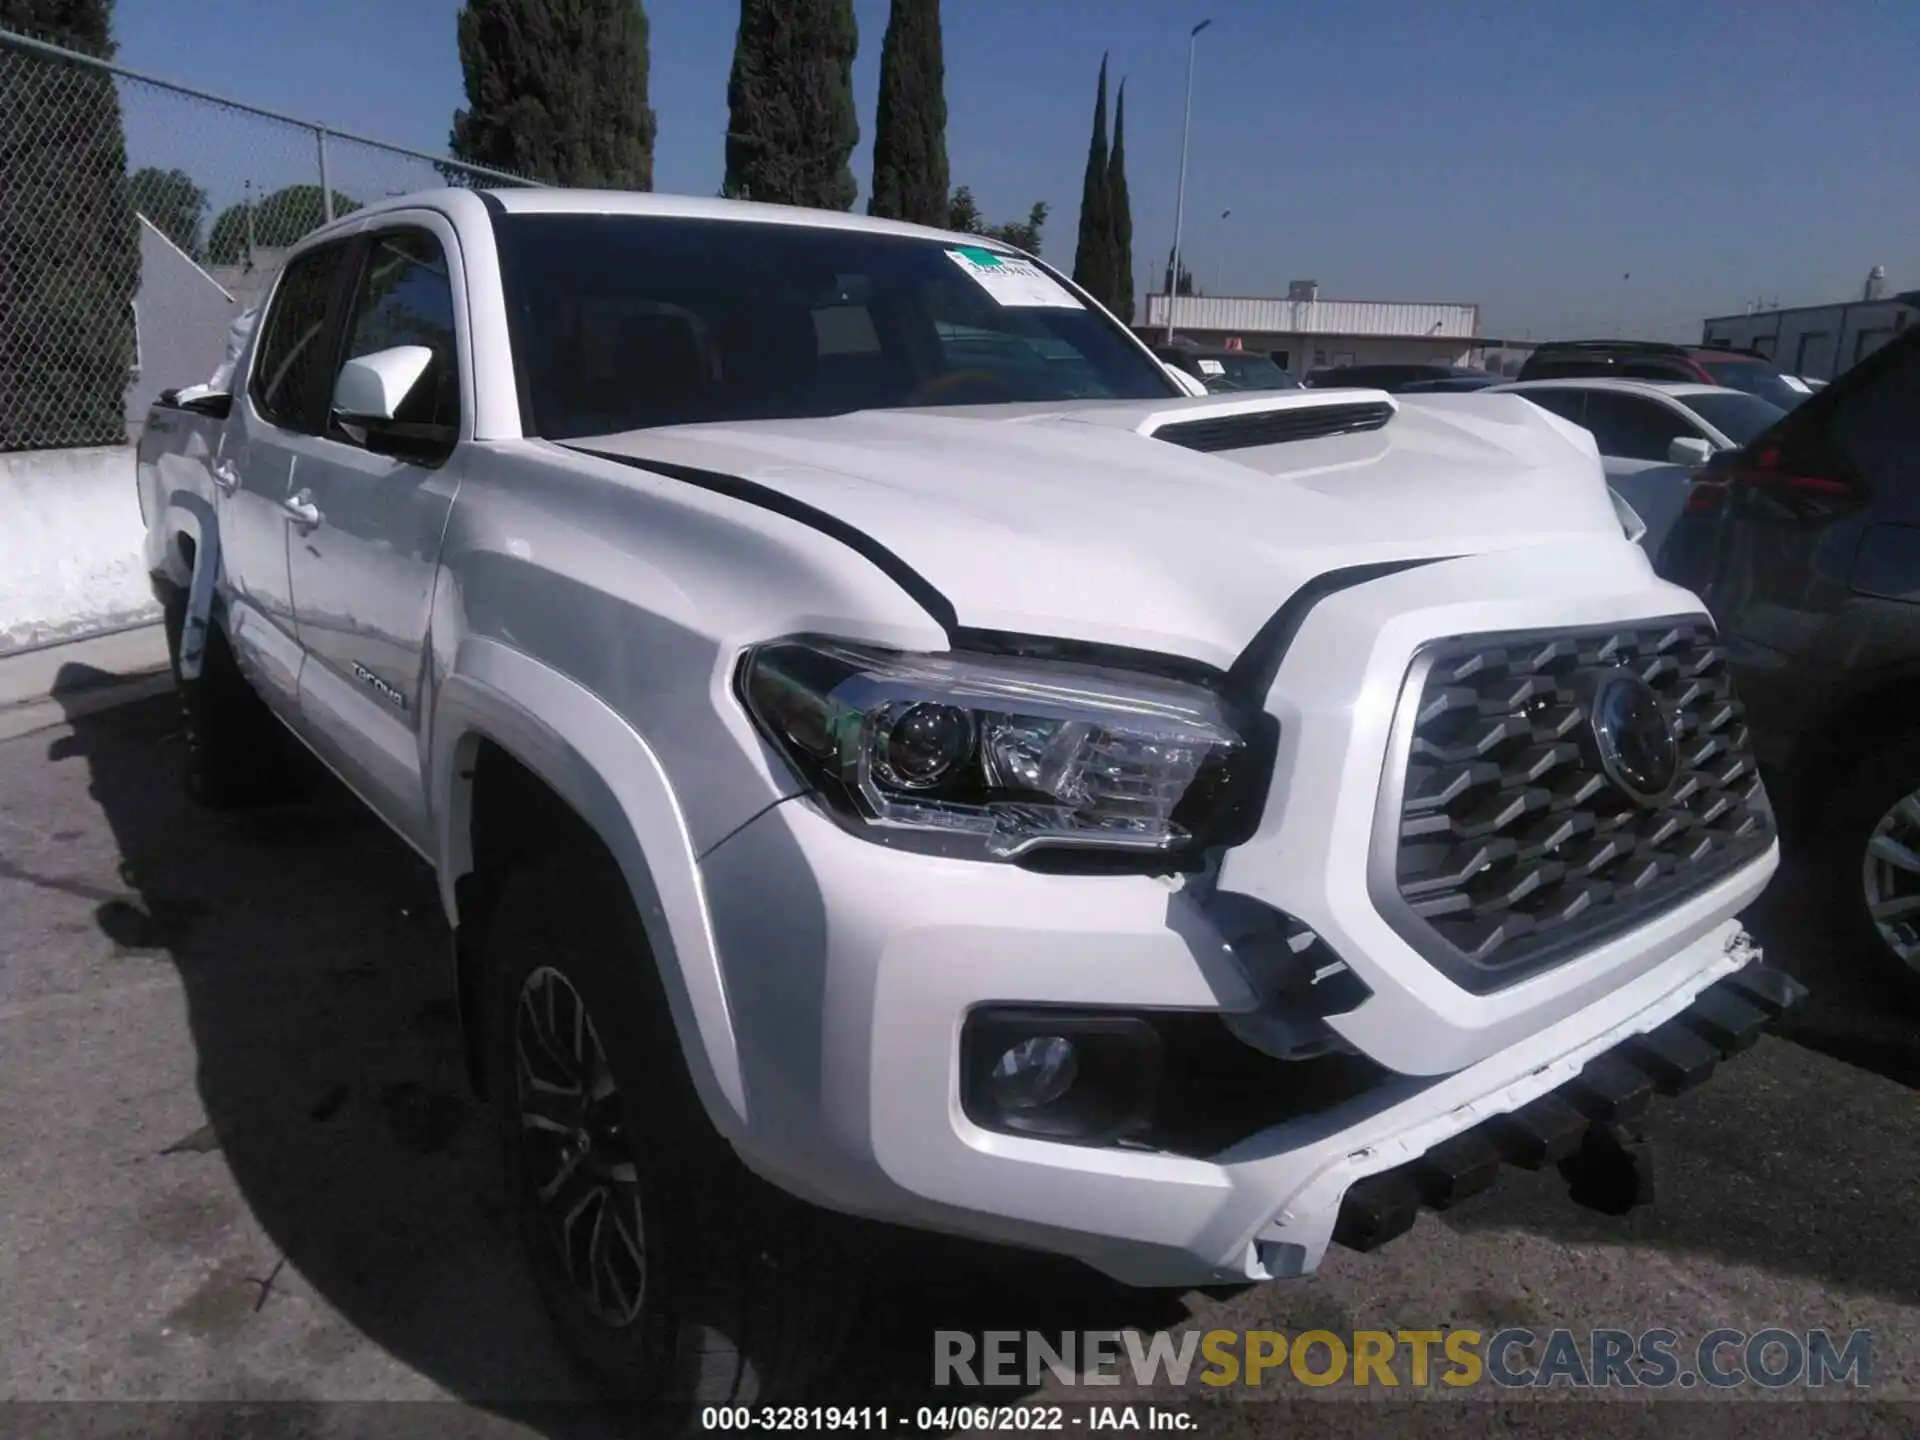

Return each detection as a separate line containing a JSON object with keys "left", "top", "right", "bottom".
{"left": 942, "top": 247, "right": 1083, "bottom": 309}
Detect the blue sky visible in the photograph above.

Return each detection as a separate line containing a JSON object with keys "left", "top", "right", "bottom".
{"left": 110, "top": 0, "right": 1917, "bottom": 341}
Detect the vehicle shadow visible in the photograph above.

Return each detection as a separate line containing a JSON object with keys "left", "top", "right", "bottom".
{"left": 1749, "top": 851, "right": 1920, "bottom": 1090}
{"left": 47, "top": 686, "right": 1208, "bottom": 1432}
{"left": 1435, "top": 849, "right": 1920, "bottom": 1306}
{"left": 47, "top": 686, "right": 588, "bottom": 1414}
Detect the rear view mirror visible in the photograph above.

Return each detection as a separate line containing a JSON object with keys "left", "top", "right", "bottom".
{"left": 333, "top": 345, "right": 434, "bottom": 423}
{"left": 1667, "top": 435, "right": 1714, "bottom": 467}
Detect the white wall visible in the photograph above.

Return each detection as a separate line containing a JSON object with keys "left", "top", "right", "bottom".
{"left": 1174, "top": 332, "right": 1475, "bottom": 373}
{"left": 1702, "top": 301, "right": 1913, "bottom": 380}
{"left": 128, "top": 219, "right": 243, "bottom": 433}
{"left": 0, "top": 446, "right": 158, "bottom": 654}
{"left": 1294, "top": 337, "right": 1476, "bottom": 372}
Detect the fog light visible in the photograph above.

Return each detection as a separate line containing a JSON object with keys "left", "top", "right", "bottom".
{"left": 962, "top": 1009, "right": 1163, "bottom": 1144}
{"left": 988, "top": 1036, "right": 1078, "bottom": 1111}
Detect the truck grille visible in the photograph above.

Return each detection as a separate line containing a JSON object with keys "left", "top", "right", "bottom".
{"left": 1374, "top": 618, "right": 1774, "bottom": 992}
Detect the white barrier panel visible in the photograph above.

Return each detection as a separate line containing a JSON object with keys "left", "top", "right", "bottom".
{"left": 0, "top": 445, "right": 159, "bottom": 654}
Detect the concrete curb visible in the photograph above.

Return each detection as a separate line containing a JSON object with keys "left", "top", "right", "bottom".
{"left": 0, "top": 623, "right": 173, "bottom": 743}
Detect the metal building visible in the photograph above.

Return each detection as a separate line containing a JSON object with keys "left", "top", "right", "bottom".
{"left": 1701, "top": 280, "right": 1917, "bottom": 382}
{"left": 1142, "top": 281, "right": 1482, "bottom": 374}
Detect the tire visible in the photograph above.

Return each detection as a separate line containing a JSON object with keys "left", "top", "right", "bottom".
{"left": 1818, "top": 735, "right": 1920, "bottom": 999}
{"left": 481, "top": 848, "right": 863, "bottom": 1413}
{"left": 162, "top": 590, "right": 300, "bottom": 808}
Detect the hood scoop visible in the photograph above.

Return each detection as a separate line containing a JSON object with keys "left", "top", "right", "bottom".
{"left": 1148, "top": 400, "right": 1395, "bottom": 454}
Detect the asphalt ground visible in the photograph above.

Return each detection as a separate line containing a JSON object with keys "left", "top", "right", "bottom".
{"left": 1, "top": 680, "right": 1915, "bottom": 1439}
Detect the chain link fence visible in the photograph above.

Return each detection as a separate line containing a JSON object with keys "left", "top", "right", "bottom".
{"left": 0, "top": 27, "right": 536, "bottom": 453}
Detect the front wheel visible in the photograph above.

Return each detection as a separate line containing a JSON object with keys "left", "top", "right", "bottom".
{"left": 1820, "top": 737, "right": 1920, "bottom": 998}
{"left": 161, "top": 590, "right": 299, "bottom": 808}
{"left": 481, "top": 850, "right": 862, "bottom": 1410}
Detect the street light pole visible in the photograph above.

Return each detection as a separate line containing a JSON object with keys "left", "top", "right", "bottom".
{"left": 1214, "top": 208, "right": 1231, "bottom": 295}
{"left": 1164, "top": 18, "right": 1212, "bottom": 343}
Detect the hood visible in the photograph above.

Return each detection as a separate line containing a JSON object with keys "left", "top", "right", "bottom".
{"left": 561, "top": 390, "right": 1626, "bottom": 670}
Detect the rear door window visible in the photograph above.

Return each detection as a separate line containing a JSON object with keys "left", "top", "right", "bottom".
{"left": 1681, "top": 391, "right": 1788, "bottom": 447}
{"left": 1581, "top": 392, "right": 1702, "bottom": 462}
{"left": 1516, "top": 388, "right": 1588, "bottom": 427}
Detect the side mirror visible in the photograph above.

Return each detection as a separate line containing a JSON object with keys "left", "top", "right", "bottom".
{"left": 1667, "top": 435, "right": 1714, "bottom": 467}
{"left": 1608, "top": 484, "right": 1648, "bottom": 544}
{"left": 333, "top": 345, "right": 435, "bottom": 424}
{"left": 1163, "top": 362, "right": 1209, "bottom": 397}
{"left": 179, "top": 391, "right": 233, "bottom": 419}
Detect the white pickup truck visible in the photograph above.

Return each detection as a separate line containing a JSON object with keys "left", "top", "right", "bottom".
{"left": 136, "top": 188, "right": 1798, "bottom": 1407}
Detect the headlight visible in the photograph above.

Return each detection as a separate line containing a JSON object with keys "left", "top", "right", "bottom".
{"left": 739, "top": 638, "right": 1268, "bottom": 863}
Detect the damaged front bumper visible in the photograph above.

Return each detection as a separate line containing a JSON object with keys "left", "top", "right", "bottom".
{"left": 1331, "top": 957, "right": 1805, "bottom": 1253}
{"left": 704, "top": 768, "right": 1794, "bottom": 1289}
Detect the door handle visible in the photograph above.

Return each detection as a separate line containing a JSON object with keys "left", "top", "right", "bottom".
{"left": 281, "top": 490, "right": 322, "bottom": 529}
{"left": 211, "top": 460, "right": 240, "bottom": 494}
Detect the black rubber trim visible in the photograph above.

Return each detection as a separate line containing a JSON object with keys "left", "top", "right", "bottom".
{"left": 486, "top": 210, "right": 544, "bottom": 438}
{"left": 1332, "top": 962, "right": 1806, "bottom": 1254}
{"left": 569, "top": 446, "right": 960, "bottom": 635}
{"left": 1226, "top": 558, "right": 1451, "bottom": 700}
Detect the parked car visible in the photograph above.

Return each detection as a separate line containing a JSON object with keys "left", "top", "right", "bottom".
{"left": 1393, "top": 371, "right": 1507, "bottom": 394}
{"left": 1154, "top": 343, "right": 1302, "bottom": 393}
{"left": 1304, "top": 362, "right": 1497, "bottom": 393}
{"left": 1654, "top": 326, "right": 1920, "bottom": 990}
{"left": 1516, "top": 340, "right": 1809, "bottom": 412}
{"left": 134, "top": 187, "right": 1798, "bottom": 1409}
{"left": 1489, "top": 378, "right": 1787, "bottom": 554}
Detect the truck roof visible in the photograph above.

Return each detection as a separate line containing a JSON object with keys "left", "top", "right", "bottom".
{"left": 325, "top": 185, "right": 1015, "bottom": 257}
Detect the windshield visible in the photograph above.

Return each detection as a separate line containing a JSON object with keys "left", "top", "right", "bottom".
{"left": 1189, "top": 352, "right": 1299, "bottom": 393}
{"left": 491, "top": 214, "right": 1176, "bottom": 438}
{"left": 1683, "top": 389, "right": 1787, "bottom": 446}
{"left": 1700, "top": 360, "right": 1807, "bottom": 411}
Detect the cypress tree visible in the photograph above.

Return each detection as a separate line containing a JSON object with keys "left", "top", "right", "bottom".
{"left": 868, "top": 0, "right": 947, "bottom": 225}
{"left": 450, "top": 0, "right": 656, "bottom": 188}
{"left": 0, "top": 0, "right": 139, "bottom": 450}
{"left": 724, "top": 0, "right": 860, "bottom": 210}
{"left": 1108, "top": 79, "right": 1134, "bottom": 323}
{"left": 1070, "top": 55, "right": 1113, "bottom": 310}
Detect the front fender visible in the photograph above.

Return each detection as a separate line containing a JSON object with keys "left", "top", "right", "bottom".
{"left": 144, "top": 469, "right": 212, "bottom": 593}
{"left": 430, "top": 636, "right": 750, "bottom": 1138}
{"left": 140, "top": 407, "right": 226, "bottom": 591}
